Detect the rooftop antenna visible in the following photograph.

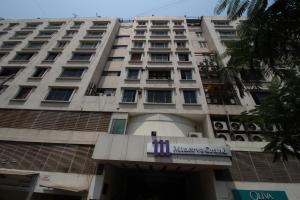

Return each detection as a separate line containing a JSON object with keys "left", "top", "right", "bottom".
{"left": 72, "top": 13, "right": 78, "bottom": 18}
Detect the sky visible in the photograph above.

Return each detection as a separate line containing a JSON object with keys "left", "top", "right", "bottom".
{"left": 0, "top": 0, "right": 220, "bottom": 19}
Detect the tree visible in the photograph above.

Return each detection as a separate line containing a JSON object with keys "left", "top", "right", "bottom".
{"left": 214, "top": 0, "right": 300, "bottom": 161}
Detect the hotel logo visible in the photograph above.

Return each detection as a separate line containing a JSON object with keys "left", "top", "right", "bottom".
{"left": 152, "top": 139, "right": 171, "bottom": 157}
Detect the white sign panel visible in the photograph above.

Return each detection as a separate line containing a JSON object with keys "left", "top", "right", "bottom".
{"left": 147, "top": 140, "right": 231, "bottom": 157}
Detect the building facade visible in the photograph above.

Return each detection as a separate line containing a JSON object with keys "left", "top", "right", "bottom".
{"left": 0, "top": 16, "right": 299, "bottom": 200}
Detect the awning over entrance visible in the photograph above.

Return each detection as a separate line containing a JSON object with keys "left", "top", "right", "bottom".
{"left": 93, "top": 134, "right": 232, "bottom": 170}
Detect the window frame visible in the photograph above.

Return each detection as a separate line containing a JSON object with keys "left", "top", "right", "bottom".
{"left": 30, "top": 67, "right": 49, "bottom": 79}
{"left": 11, "top": 86, "right": 35, "bottom": 101}
{"left": 126, "top": 68, "right": 140, "bottom": 80}
{"left": 58, "top": 67, "right": 86, "bottom": 79}
{"left": 121, "top": 89, "right": 137, "bottom": 103}
{"left": 44, "top": 87, "right": 76, "bottom": 102}
{"left": 182, "top": 90, "right": 198, "bottom": 104}
{"left": 145, "top": 89, "right": 174, "bottom": 104}
{"left": 109, "top": 119, "right": 127, "bottom": 135}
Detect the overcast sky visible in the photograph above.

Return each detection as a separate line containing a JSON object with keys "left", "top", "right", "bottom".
{"left": 0, "top": 0, "right": 220, "bottom": 19}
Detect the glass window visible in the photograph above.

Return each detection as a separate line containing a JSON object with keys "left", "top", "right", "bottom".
{"left": 127, "top": 69, "right": 139, "bottom": 79}
{"left": 56, "top": 41, "right": 68, "bottom": 48}
{"left": 14, "top": 31, "right": 31, "bottom": 38}
{"left": 178, "top": 53, "right": 189, "bottom": 61}
{"left": 70, "top": 53, "right": 93, "bottom": 61}
{"left": 38, "top": 31, "right": 55, "bottom": 37}
{"left": 122, "top": 90, "right": 136, "bottom": 103}
{"left": 32, "top": 68, "right": 48, "bottom": 78}
{"left": 133, "top": 42, "right": 143, "bottom": 48}
{"left": 97, "top": 88, "right": 116, "bottom": 96}
{"left": 107, "top": 57, "right": 124, "bottom": 61}
{"left": 138, "top": 21, "right": 147, "bottom": 26}
{"left": 0, "top": 67, "right": 21, "bottom": 77}
{"left": 181, "top": 70, "right": 192, "bottom": 80}
{"left": 151, "top": 42, "right": 168, "bottom": 48}
{"left": 175, "top": 30, "right": 184, "bottom": 35}
{"left": 64, "top": 30, "right": 77, "bottom": 37}
{"left": 80, "top": 41, "right": 98, "bottom": 48}
{"left": 85, "top": 31, "right": 104, "bottom": 37}
{"left": 250, "top": 91, "right": 270, "bottom": 105}
{"left": 0, "top": 53, "right": 7, "bottom": 60}
{"left": 148, "top": 70, "right": 171, "bottom": 80}
{"left": 26, "top": 41, "right": 45, "bottom": 49}
{"left": 45, "top": 88, "right": 74, "bottom": 101}
{"left": 152, "top": 31, "right": 168, "bottom": 36}
{"left": 110, "top": 119, "right": 126, "bottom": 134}
{"left": 176, "top": 41, "right": 186, "bottom": 48}
{"left": 130, "top": 53, "right": 142, "bottom": 61}
{"left": 1, "top": 41, "right": 19, "bottom": 49}
{"left": 183, "top": 90, "right": 197, "bottom": 104}
{"left": 199, "top": 42, "right": 208, "bottom": 48}
{"left": 44, "top": 52, "right": 59, "bottom": 61}
{"left": 147, "top": 90, "right": 172, "bottom": 103}
{"left": 13, "top": 87, "right": 33, "bottom": 100}
{"left": 25, "top": 22, "right": 40, "bottom": 29}
{"left": 136, "top": 30, "right": 145, "bottom": 35}
{"left": 60, "top": 68, "right": 84, "bottom": 78}
{"left": 151, "top": 54, "right": 169, "bottom": 62}
{"left": 13, "top": 52, "right": 35, "bottom": 61}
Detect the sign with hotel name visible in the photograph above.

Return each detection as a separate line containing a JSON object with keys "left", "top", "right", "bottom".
{"left": 232, "top": 189, "right": 288, "bottom": 200}
{"left": 147, "top": 139, "right": 231, "bottom": 157}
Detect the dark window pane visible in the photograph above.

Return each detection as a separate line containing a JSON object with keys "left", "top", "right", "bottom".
{"left": 127, "top": 69, "right": 139, "bottom": 79}
{"left": 61, "top": 68, "right": 84, "bottom": 78}
{"left": 122, "top": 90, "right": 136, "bottom": 102}
{"left": 0, "top": 68, "right": 20, "bottom": 76}
{"left": 147, "top": 90, "right": 172, "bottom": 103}
{"left": 46, "top": 88, "right": 74, "bottom": 101}
{"left": 14, "top": 87, "right": 33, "bottom": 99}
{"left": 183, "top": 90, "right": 197, "bottom": 103}
{"left": 32, "top": 68, "right": 47, "bottom": 78}
{"left": 110, "top": 119, "right": 126, "bottom": 134}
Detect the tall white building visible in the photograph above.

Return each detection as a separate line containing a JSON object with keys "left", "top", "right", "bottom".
{"left": 0, "top": 16, "right": 298, "bottom": 200}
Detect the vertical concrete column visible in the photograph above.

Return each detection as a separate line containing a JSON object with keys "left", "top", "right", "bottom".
{"left": 87, "top": 175, "right": 104, "bottom": 200}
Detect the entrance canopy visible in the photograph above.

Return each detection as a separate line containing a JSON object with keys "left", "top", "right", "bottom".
{"left": 93, "top": 134, "right": 232, "bottom": 171}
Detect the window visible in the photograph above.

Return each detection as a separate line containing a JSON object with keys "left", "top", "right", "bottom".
{"left": 151, "top": 31, "right": 168, "bottom": 36}
{"left": 26, "top": 41, "right": 46, "bottom": 49}
{"left": 85, "top": 31, "right": 104, "bottom": 38}
{"left": 92, "top": 21, "right": 109, "bottom": 27}
{"left": 181, "top": 70, "right": 192, "bottom": 80}
{"left": 13, "top": 52, "right": 35, "bottom": 61}
{"left": 151, "top": 42, "right": 168, "bottom": 48}
{"left": 127, "top": 69, "right": 139, "bottom": 79}
{"left": 178, "top": 53, "right": 189, "bottom": 61}
{"left": 64, "top": 30, "right": 77, "bottom": 37}
{"left": 0, "top": 52, "right": 7, "bottom": 60}
{"left": 44, "top": 52, "right": 60, "bottom": 61}
{"left": 60, "top": 68, "right": 85, "bottom": 78}
{"left": 250, "top": 91, "right": 270, "bottom": 105}
{"left": 183, "top": 90, "right": 197, "bottom": 104}
{"left": 175, "top": 30, "right": 184, "bottom": 35}
{"left": 110, "top": 119, "right": 126, "bottom": 134}
{"left": 138, "top": 21, "right": 147, "bottom": 26}
{"left": 45, "top": 88, "right": 75, "bottom": 101}
{"left": 148, "top": 70, "right": 171, "bottom": 80}
{"left": 47, "top": 22, "right": 64, "bottom": 28}
{"left": 150, "top": 53, "right": 169, "bottom": 62}
{"left": 72, "top": 21, "right": 83, "bottom": 28}
{"left": 79, "top": 41, "right": 99, "bottom": 48}
{"left": 199, "top": 42, "right": 208, "bottom": 48}
{"left": 102, "top": 71, "right": 121, "bottom": 76}
{"left": 107, "top": 57, "right": 124, "bottom": 61}
{"left": 37, "top": 31, "right": 56, "bottom": 37}
{"left": 213, "top": 20, "right": 230, "bottom": 26}
{"left": 70, "top": 53, "right": 93, "bottom": 61}
{"left": 1, "top": 41, "right": 19, "bottom": 49}
{"left": 219, "top": 31, "right": 236, "bottom": 37}
{"left": 7, "top": 23, "right": 18, "bottom": 29}
{"left": 0, "top": 32, "right": 7, "bottom": 37}
{"left": 56, "top": 41, "right": 68, "bottom": 48}
{"left": 130, "top": 53, "right": 142, "bottom": 61}
{"left": 176, "top": 41, "right": 186, "bottom": 48}
{"left": 13, "top": 31, "right": 31, "bottom": 39}
{"left": 152, "top": 21, "right": 168, "bottom": 26}
{"left": 136, "top": 30, "right": 145, "bottom": 36}
{"left": 122, "top": 89, "right": 136, "bottom": 103}
{"left": 133, "top": 42, "right": 143, "bottom": 48}
{"left": 13, "top": 87, "right": 34, "bottom": 100}
{"left": 174, "top": 21, "right": 183, "bottom": 26}
{"left": 31, "top": 67, "right": 48, "bottom": 78}
{"left": 0, "top": 67, "right": 21, "bottom": 77}
{"left": 147, "top": 90, "right": 172, "bottom": 103}
{"left": 240, "top": 69, "right": 265, "bottom": 82}
{"left": 25, "top": 22, "right": 41, "bottom": 29}
{"left": 112, "top": 45, "right": 127, "bottom": 49}
{"left": 116, "top": 35, "right": 130, "bottom": 38}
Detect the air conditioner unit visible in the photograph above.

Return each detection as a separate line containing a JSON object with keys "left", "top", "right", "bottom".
{"left": 246, "top": 123, "right": 261, "bottom": 132}
{"left": 213, "top": 121, "right": 228, "bottom": 131}
{"left": 215, "top": 132, "right": 231, "bottom": 141}
{"left": 188, "top": 132, "right": 203, "bottom": 138}
{"left": 234, "top": 134, "right": 248, "bottom": 141}
{"left": 199, "top": 66, "right": 206, "bottom": 72}
{"left": 230, "top": 122, "right": 245, "bottom": 131}
{"left": 249, "top": 134, "right": 265, "bottom": 142}
{"left": 199, "top": 62, "right": 204, "bottom": 66}
{"left": 209, "top": 61, "right": 217, "bottom": 66}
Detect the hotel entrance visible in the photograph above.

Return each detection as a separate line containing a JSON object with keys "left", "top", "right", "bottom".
{"left": 100, "top": 166, "right": 217, "bottom": 200}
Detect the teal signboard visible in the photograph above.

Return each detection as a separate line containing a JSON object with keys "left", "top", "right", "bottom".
{"left": 233, "top": 189, "right": 288, "bottom": 200}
